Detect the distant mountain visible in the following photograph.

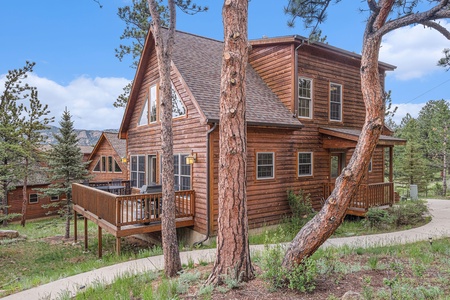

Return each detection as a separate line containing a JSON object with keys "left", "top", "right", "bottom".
{"left": 41, "top": 126, "right": 118, "bottom": 146}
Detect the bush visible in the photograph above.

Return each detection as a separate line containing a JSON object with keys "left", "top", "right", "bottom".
{"left": 260, "top": 243, "right": 317, "bottom": 292}
{"left": 287, "top": 190, "right": 314, "bottom": 219}
{"left": 365, "top": 207, "right": 394, "bottom": 229}
{"left": 388, "top": 200, "right": 429, "bottom": 227}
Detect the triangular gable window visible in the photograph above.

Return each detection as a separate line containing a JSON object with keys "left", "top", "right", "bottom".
{"left": 171, "top": 84, "right": 186, "bottom": 118}
{"left": 114, "top": 160, "right": 122, "bottom": 172}
{"left": 138, "top": 94, "right": 149, "bottom": 126}
{"left": 93, "top": 160, "right": 101, "bottom": 172}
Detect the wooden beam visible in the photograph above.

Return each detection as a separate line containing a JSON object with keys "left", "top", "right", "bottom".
{"left": 116, "top": 237, "right": 121, "bottom": 256}
{"left": 74, "top": 210, "right": 77, "bottom": 243}
{"left": 98, "top": 226, "right": 102, "bottom": 259}
{"left": 84, "top": 217, "right": 88, "bottom": 252}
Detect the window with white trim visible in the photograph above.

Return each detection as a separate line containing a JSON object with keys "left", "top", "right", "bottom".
{"left": 50, "top": 195, "right": 59, "bottom": 202}
{"left": 298, "top": 78, "right": 312, "bottom": 118}
{"left": 298, "top": 152, "right": 313, "bottom": 176}
{"left": 171, "top": 85, "right": 186, "bottom": 118}
{"left": 368, "top": 158, "right": 373, "bottom": 172}
{"left": 149, "top": 84, "right": 158, "bottom": 123}
{"left": 29, "top": 193, "right": 38, "bottom": 204}
{"left": 174, "top": 154, "right": 191, "bottom": 190}
{"left": 257, "top": 152, "right": 274, "bottom": 179}
{"left": 330, "top": 83, "right": 342, "bottom": 121}
{"left": 138, "top": 94, "right": 149, "bottom": 126}
{"left": 131, "top": 155, "right": 146, "bottom": 188}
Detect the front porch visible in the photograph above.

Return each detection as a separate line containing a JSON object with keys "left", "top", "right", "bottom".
{"left": 72, "top": 182, "right": 195, "bottom": 257}
{"left": 323, "top": 182, "right": 398, "bottom": 216}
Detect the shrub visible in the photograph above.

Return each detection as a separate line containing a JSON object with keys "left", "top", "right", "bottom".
{"left": 287, "top": 190, "right": 315, "bottom": 219}
{"left": 365, "top": 207, "right": 394, "bottom": 229}
{"left": 388, "top": 200, "right": 429, "bottom": 227}
{"left": 260, "top": 243, "right": 317, "bottom": 292}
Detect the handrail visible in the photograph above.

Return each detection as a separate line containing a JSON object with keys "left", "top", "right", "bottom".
{"left": 323, "top": 182, "right": 394, "bottom": 210}
{"left": 72, "top": 183, "right": 195, "bottom": 228}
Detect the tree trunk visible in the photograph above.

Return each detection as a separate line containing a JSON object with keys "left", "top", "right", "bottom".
{"left": 442, "top": 125, "right": 447, "bottom": 196}
{"left": 20, "top": 158, "right": 29, "bottom": 227}
{"left": 2, "top": 181, "right": 8, "bottom": 227}
{"left": 282, "top": 6, "right": 391, "bottom": 268}
{"left": 207, "top": 0, "right": 253, "bottom": 285}
{"left": 147, "top": 0, "right": 182, "bottom": 277}
{"left": 65, "top": 193, "right": 71, "bottom": 239}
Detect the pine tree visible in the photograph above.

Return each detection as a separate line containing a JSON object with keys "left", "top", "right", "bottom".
{"left": 41, "top": 108, "right": 89, "bottom": 238}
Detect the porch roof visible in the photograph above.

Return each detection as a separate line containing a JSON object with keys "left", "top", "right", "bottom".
{"left": 319, "top": 127, "right": 406, "bottom": 147}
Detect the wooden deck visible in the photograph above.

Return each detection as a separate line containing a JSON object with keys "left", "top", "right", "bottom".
{"left": 323, "top": 182, "right": 395, "bottom": 216}
{"left": 72, "top": 183, "right": 195, "bottom": 256}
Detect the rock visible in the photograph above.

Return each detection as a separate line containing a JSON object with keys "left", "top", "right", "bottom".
{"left": 0, "top": 230, "right": 19, "bottom": 239}
{"left": 342, "top": 291, "right": 363, "bottom": 300}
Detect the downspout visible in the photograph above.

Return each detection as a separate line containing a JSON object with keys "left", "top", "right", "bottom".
{"left": 193, "top": 122, "right": 217, "bottom": 247}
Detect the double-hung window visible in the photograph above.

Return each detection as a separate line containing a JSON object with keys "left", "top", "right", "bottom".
{"left": 298, "top": 152, "right": 313, "bottom": 177}
{"left": 29, "top": 193, "right": 38, "bottom": 204}
{"left": 298, "top": 78, "right": 312, "bottom": 118}
{"left": 173, "top": 154, "right": 191, "bottom": 190}
{"left": 256, "top": 152, "right": 274, "bottom": 179}
{"left": 131, "top": 155, "right": 146, "bottom": 188}
{"left": 330, "top": 83, "right": 342, "bottom": 121}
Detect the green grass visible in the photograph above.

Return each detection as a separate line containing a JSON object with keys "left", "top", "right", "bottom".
{"left": 0, "top": 217, "right": 160, "bottom": 296}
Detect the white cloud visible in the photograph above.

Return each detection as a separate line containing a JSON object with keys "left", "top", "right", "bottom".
{"left": 380, "top": 20, "right": 450, "bottom": 81}
{"left": 0, "top": 73, "right": 130, "bottom": 130}
{"left": 390, "top": 102, "right": 426, "bottom": 125}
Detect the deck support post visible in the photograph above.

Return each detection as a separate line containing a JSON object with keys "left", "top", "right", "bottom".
{"left": 74, "top": 210, "right": 77, "bottom": 242}
{"left": 116, "top": 237, "right": 121, "bottom": 256}
{"left": 84, "top": 217, "right": 88, "bottom": 251}
{"left": 389, "top": 146, "right": 394, "bottom": 205}
{"left": 98, "top": 226, "right": 103, "bottom": 258}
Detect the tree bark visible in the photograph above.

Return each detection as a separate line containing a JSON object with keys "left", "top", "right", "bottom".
{"left": 207, "top": 0, "right": 253, "bottom": 285}
{"left": 282, "top": 2, "right": 393, "bottom": 269}
{"left": 147, "top": 0, "right": 182, "bottom": 277}
{"left": 20, "top": 158, "right": 29, "bottom": 227}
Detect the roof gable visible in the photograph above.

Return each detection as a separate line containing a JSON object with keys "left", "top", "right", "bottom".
{"left": 119, "top": 28, "right": 303, "bottom": 137}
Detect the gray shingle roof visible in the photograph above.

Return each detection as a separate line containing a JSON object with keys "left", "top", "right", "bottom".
{"left": 104, "top": 132, "right": 126, "bottom": 158}
{"left": 171, "top": 30, "right": 302, "bottom": 128}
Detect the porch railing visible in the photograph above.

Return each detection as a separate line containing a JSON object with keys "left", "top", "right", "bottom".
{"left": 323, "top": 182, "right": 394, "bottom": 211}
{"left": 72, "top": 183, "right": 195, "bottom": 228}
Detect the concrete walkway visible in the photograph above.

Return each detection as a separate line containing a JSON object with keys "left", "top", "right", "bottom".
{"left": 2, "top": 199, "right": 449, "bottom": 300}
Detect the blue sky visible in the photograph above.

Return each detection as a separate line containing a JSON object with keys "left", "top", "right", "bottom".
{"left": 1, "top": 0, "right": 449, "bottom": 130}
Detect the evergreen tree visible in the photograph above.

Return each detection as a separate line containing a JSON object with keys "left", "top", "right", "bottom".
{"left": 0, "top": 62, "right": 33, "bottom": 225}
{"left": 41, "top": 108, "right": 89, "bottom": 238}
{"left": 394, "top": 114, "right": 431, "bottom": 193}
{"left": 19, "top": 89, "right": 53, "bottom": 226}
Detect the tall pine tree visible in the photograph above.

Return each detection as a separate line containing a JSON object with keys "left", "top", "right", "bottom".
{"left": 42, "top": 108, "right": 89, "bottom": 238}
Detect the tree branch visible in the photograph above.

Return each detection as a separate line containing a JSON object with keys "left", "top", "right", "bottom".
{"left": 421, "top": 20, "right": 450, "bottom": 39}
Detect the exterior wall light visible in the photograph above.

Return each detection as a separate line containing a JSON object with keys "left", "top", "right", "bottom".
{"left": 186, "top": 151, "right": 197, "bottom": 165}
{"left": 121, "top": 157, "right": 128, "bottom": 163}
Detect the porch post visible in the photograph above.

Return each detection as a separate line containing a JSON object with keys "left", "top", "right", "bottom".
{"left": 98, "top": 226, "right": 103, "bottom": 258}
{"left": 74, "top": 209, "right": 77, "bottom": 243}
{"left": 116, "top": 237, "right": 121, "bottom": 256}
{"left": 84, "top": 217, "right": 88, "bottom": 251}
{"left": 389, "top": 146, "right": 394, "bottom": 205}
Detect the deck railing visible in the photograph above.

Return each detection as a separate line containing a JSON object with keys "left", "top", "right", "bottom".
{"left": 72, "top": 183, "right": 195, "bottom": 228}
{"left": 323, "top": 182, "right": 394, "bottom": 210}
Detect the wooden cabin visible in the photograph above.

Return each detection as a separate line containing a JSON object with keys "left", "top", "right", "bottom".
{"left": 72, "top": 28, "right": 406, "bottom": 250}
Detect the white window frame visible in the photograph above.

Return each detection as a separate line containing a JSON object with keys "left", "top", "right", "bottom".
{"left": 298, "top": 77, "right": 312, "bottom": 119}
{"left": 29, "top": 193, "right": 38, "bottom": 204}
{"left": 138, "top": 94, "right": 149, "bottom": 126}
{"left": 149, "top": 84, "right": 158, "bottom": 123}
{"left": 131, "top": 155, "right": 146, "bottom": 188}
{"left": 329, "top": 83, "right": 342, "bottom": 122}
{"left": 50, "top": 195, "right": 59, "bottom": 202}
{"left": 171, "top": 84, "right": 186, "bottom": 118}
{"left": 298, "top": 152, "right": 313, "bottom": 177}
{"left": 256, "top": 152, "right": 275, "bottom": 180}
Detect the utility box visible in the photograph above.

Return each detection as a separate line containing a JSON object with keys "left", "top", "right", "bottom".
{"left": 410, "top": 184, "right": 418, "bottom": 200}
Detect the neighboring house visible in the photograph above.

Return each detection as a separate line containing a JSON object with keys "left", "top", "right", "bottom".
{"left": 80, "top": 145, "right": 94, "bottom": 163}
{"left": 116, "top": 28, "right": 405, "bottom": 238}
{"left": 87, "top": 132, "right": 128, "bottom": 182}
{"left": 7, "top": 159, "right": 60, "bottom": 221}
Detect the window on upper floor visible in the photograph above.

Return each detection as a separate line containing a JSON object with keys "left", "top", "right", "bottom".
{"left": 256, "top": 152, "right": 274, "bottom": 180}
{"left": 138, "top": 83, "right": 186, "bottom": 126}
{"left": 330, "top": 83, "right": 342, "bottom": 122}
{"left": 298, "top": 78, "right": 312, "bottom": 119}
{"left": 93, "top": 156, "right": 122, "bottom": 173}
{"left": 298, "top": 152, "right": 313, "bottom": 177}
